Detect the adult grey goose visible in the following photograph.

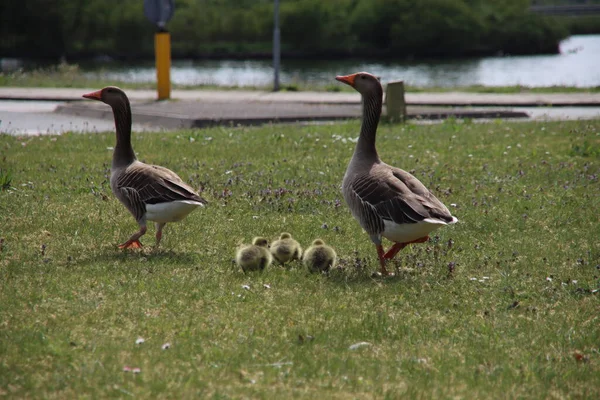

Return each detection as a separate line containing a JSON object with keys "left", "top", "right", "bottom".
{"left": 83, "top": 86, "right": 207, "bottom": 249}
{"left": 335, "top": 72, "right": 457, "bottom": 276}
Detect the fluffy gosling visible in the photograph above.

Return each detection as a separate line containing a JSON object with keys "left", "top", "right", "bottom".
{"left": 236, "top": 237, "right": 272, "bottom": 273}
{"left": 270, "top": 232, "right": 302, "bottom": 265}
{"left": 302, "top": 239, "right": 337, "bottom": 273}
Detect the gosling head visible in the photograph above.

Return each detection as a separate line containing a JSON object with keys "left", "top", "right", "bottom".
{"left": 252, "top": 237, "right": 269, "bottom": 247}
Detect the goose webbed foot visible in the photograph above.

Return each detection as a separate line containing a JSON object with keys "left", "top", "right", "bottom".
{"left": 118, "top": 225, "right": 147, "bottom": 249}
{"left": 118, "top": 239, "right": 143, "bottom": 249}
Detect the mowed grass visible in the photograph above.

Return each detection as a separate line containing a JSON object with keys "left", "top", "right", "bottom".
{"left": 0, "top": 119, "right": 599, "bottom": 399}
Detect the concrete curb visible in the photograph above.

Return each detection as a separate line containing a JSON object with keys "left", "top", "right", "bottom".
{"left": 54, "top": 104, "right": 362, "bottom": 129}
{"left": 55, "top": 103, "right": 529, "bottom": 128}
{"left": 406, "top": 110, "right": 529, "bottom": 120}
{"left": 2, "top": 87, "right": 600, "bottom": 107}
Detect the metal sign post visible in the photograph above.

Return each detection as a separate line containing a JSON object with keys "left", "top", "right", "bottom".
{"left": 273, "top": 0, "right": 281, "bottom": 92}
{"left": 144, "top": 0, "right": 175, "bottom": 100}
{"left": 154, "top": 33, "right": 171, "bottom": 100}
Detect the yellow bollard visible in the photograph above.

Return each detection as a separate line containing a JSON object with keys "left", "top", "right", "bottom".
{"left": 154, "top": 32, "right": 171, "bottom": 100}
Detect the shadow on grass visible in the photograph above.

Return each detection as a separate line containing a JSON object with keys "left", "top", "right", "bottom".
{"left": 321, "top": 245, "right": 454, "bottom": 286}
{"left": 322, "top": 255, "right": 427, "bottom": 286}
{"left": 325, "top": 269, "right": 427, "bottom": 287}
{"left": 70, "top": 247, "right": 198, "bottom": 270}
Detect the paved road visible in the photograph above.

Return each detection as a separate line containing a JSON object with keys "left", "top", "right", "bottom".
{"left": 0, "top": 100, "right": 157, "bottom": 135}
{"left": 2, "top": 87, "right": 600, "bottom": 106}
{"left": 1, "top": 99, "right": 530, "bottom": 135}
{"left": 521, "top": 106, "right": 600, "bottom": 121}
{"left": 56, "top": 98, "right": 535, "bottom": 129}
{"left": 1, "top": 87, "right": 600, "bottom": 136}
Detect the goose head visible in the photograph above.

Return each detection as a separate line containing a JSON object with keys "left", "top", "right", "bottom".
{"left": 82, "top": 86, "right": 128, "bottom": 108}
{"left": 335, "top": 72, "right": 382, "bottom": 96}
{"left": 311, "top": 239, "right": 325, "bottom": 246}
{"left": 279, "top": 232, "right": 292, "bottom": 240}
{"left": 82, "top": 86, "right": 134, "bottom": 165}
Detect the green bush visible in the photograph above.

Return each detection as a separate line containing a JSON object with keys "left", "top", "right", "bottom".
{"left": 0, "top": 169, "right": 12, "bottom": 191}
{"left": 389, "top": 0, "right": 486, "bottom": 56}
{"left": 559, "top": 15, "right": 600, "bottom": 35}
{"left": 0, "top": 0, "right": 585, "bottom": 60}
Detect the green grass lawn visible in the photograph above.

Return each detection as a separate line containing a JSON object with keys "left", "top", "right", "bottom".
{"left": 0, "top": 119, "right": 599, "bottom": 398}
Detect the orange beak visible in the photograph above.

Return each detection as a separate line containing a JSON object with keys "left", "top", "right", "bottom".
{"left": 82, "top": 89, "right": 103, "bottom": 100}
{"left": 335, "top": 74, "right": 357, "bottom": 87}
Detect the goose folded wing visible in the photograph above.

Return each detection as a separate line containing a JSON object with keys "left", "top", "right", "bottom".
{"left": 384, "top": 168, "right": 454, "bottom": 223}
{"left": 145, "top": 165, "right": 207, "bottom": 204}
{"left": 353, "top": 169, "right": 450, "bottom": 225}
{"left": 350, "top": 174, "right": 422, "bottom": 225}
{"left": 117, "top": 165, "right": 207, "bottom": 208}
{"left": 118, "top": 186, "right": 146, "bottom": 221}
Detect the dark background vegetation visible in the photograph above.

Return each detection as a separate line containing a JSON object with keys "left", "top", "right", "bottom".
{"left": 1, "top": 0, "right": 599, "bottom": 61}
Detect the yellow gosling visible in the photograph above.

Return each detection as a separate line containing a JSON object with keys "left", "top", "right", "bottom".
{"left": 302, "top": 239, "right": 337, "bottom": 273}
{"left": 236, "top": 237, "right": 272, "bottom": 273}
{"left": 270, "top": 232, "right": 303, "bottom": 265}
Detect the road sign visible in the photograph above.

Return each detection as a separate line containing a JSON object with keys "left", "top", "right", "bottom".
{"left": 273, "top": 0, "right": 280, "bottom": 91}
{"left": 144, "top": 0, "right": 175, "bottom": 99}
{"left": 144, "top": 0, "right": 175, "bottom": 30}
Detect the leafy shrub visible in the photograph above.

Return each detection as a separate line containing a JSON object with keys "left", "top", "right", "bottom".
{"left": 0, "top": 169, "right": 12, "bottom": 191}
{"left": 0, "top": 0, "right": 578, "bottom": 59}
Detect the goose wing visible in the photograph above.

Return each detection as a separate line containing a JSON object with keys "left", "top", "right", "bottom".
{"left": 115, "top": 162, "right": 207, "bottom": 221}
{"left": 351, "top": 164, "right": 453, "bottom": 227}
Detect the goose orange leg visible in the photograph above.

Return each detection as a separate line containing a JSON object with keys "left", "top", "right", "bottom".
{"left": 383, "top": 236, "right": 431, "bottom": 260}
{"left": 155, "top": 222, "right": 166, "bottom": 247}
{"left": 383, "top": 243, "right": 408, "bottom": 259}
{"left": 118, "top": 226, "right": 147, "bottom": 249}
{"left": 376, "top": 244, "right": 390, "bottom": 276}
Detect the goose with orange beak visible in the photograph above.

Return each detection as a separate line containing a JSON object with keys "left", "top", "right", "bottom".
{"left": 83, "top": 87, "right": 207, "bottom": 249}
{"left": 336, "top": 72, "right": 458, "bottom": 276}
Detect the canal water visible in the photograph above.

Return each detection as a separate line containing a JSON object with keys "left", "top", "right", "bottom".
{"left": 3, "top": 35, "right": 600, "bottom": 88}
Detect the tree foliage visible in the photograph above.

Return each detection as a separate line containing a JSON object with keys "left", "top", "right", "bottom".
{"left": 0, "top": 0, "right": 581, "bottom": 59}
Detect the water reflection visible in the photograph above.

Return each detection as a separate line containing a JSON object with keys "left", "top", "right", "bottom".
{"left": 4, "top": 35, "right": 600, "bottom": 88}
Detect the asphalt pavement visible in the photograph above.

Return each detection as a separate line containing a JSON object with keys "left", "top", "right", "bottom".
{"left": 0, "top": 100, "right": 157, "bottom": 135}
{"left": 1, "top": 87, "right": 600, "bottom": 135}
{"left": 3, "top": 87, "right": 600, "bottom": 106}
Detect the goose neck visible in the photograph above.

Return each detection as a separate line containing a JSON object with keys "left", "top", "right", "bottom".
{"left": 111, "top": 99, "right": 136, "bottom": 168}
{"left": 355, "top": 91, "right": 382, "bottom": 160}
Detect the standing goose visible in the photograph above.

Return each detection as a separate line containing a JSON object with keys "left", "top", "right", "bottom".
{"left": 335, "top": 72, "right": 457, "bottom": 276}
{"left": 83, "top": 86, "right": 207, "bottom": 249}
